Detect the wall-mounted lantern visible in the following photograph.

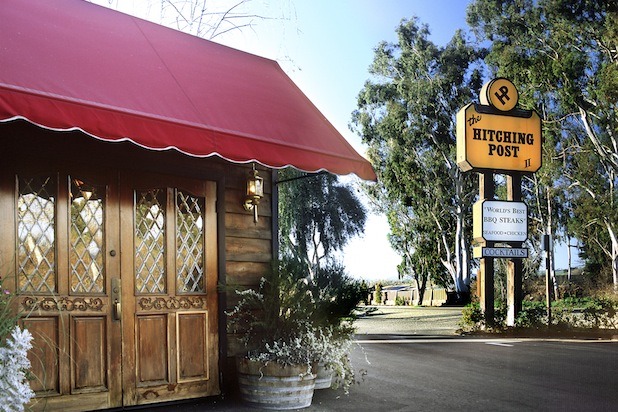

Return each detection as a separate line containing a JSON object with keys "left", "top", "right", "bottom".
{"left": 243, "top": 165, "right": 264, "bottom": 223}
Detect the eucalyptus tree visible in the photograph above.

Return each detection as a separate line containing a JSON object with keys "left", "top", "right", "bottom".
{"left": 353, "top": 18, "right": 484, "bottom": 302}
{"left": 365, "top": 183, "right": 448, "bottom": 305}
{"left": 467, "top": 0, "right": 618, "bottom": 290}
{"left": 405, "top": 226, "right": 450, "bottom": 305}
{"left": 278, "top": 169, "right": 367, "bottom": 274}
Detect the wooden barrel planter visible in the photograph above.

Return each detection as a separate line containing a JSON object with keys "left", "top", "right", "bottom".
{"left": 236, "top": 358, "right": 316, "bottom": 410}
{"left": 314, "top": 363, "right": 333, "bottom": 390}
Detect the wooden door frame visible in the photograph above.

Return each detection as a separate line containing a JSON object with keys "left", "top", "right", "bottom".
{"left": 119, "top": 171, "right": 225, "bottom": 406}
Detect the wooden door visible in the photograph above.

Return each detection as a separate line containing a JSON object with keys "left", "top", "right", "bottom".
{"left": 6, "top": 168, "right": 123, "bottom": 411}
{"left": 2, "top": 167, "right": 220, "bottom": 410}
{"left": 119, "top": 173, "right": 220, "bottom": 406}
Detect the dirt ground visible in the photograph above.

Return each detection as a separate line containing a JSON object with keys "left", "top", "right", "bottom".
{"left": 354, "top": 305, "right": 464, "bottom": 336}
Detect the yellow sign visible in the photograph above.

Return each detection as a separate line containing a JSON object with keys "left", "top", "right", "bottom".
{"left": 456, "top": 103, "right": 542, "bottom": 173}
{"left": 480, "top": 78, "right": 519, "bottom": 112}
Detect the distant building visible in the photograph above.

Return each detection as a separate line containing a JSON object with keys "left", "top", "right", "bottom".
{"left": 370, "top": 284, "right": 448, "bottom": 306}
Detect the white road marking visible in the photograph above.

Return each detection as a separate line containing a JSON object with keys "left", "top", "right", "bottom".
{"left": 354, "top": 338, "right": 520, "bottom": 344}
{"left": 485, "top": 342, "right": 514, "bottom": 347}
{"left": 354, "top": 337, "right": 616, "bottom": 344}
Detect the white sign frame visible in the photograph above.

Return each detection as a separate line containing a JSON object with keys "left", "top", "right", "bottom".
{"left": 473, "top": 200, "right": 528, "bottom": 242}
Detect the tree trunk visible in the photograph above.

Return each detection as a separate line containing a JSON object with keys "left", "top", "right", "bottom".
{"left": 606, "top": 221, "right": 618, "bottom": 292}
{"left": 567, "top": 235, "right": 573, "bottom": 282}
{"left": 435, "top": 175, "right": 470, "bottom": 299}
{"left": 457, "top": 203, "right": 471, "bottom": 302}
{"left": 579, "top": 107, "right": 618, "bottom": 172}
{"left": 454, "top": 213, "right": 465, "bottom": 293}
{"left": 546, "top": 187, "right": 559, "bottom": 300}
{"left": 435, "top": 215, "right": 457, "bottom": 289}
{"left": 417, "top": 275, "right": 427, "bottom": 306}
{"left": 454, "top": 173, "right": 470, "bottom": 302}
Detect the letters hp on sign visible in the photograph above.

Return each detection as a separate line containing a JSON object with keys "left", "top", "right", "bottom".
{"left": 480, "top": 78, "right": 519, "bottom": 112}
{"left": 473, "top": 200, "right": 528, "bottom": 242}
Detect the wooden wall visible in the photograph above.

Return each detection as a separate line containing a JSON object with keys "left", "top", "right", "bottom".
{"left": 221, "top": 163, "right": 275, "bottom": 360}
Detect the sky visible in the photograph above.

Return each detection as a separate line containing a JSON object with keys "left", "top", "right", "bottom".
{"left": 243, "top": 0, "right": 474, "bottom": 281}
{"left": 90, "top": 0, "right": 581, "bottom": 281}
{"left": 212, "top": 0, "right": 475, "bottom": 281}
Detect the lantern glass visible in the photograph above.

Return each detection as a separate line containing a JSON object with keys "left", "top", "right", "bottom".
{"left": 246, "top": 172, "right": 264, "bottom": 198}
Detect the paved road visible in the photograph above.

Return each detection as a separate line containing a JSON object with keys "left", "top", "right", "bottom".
{"left": 311, "top": 337, "right": 618, "bottom": 412}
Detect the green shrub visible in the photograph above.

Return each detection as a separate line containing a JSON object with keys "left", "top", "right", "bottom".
{"left": 461, "top": 296, "right": 618, "bottom": 332}
{"left": 227, "top": 257, "right": 364, "bottom": 393}
{"left": 310, "top": 263, "right": 366, "bottom": 327}
{"left": 494, "top": 303, "right": 507, "bottom": 327}
{"left": 582, "top": 297, "right": 618, "bottom": 329}
{"left": 554, "top": 296, "right": 592, "bottom": 309}
{"left": 460, "top": 303, "right": 484, "bottom": 331}
{"left": 395, "top": 296, "right": 407, "bottom": 306}
{"left": 515, "top": 301, "right": 546, "bottom": 328}
{"left": 515, "top": 297, "right": 618, "bottom": 329}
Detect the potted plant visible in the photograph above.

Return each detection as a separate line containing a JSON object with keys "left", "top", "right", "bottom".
{"left": 227, "top": 258, "right": 365, "bottom": 409}
{"left": 227, "top": 258, "right": 321, "bottom": 410}
{"left": 307, "top": 264, "right": 364, "bottom": 393}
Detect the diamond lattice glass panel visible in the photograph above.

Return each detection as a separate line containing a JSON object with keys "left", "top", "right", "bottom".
{"left": 70, "top": 178, "right": 105, "bottom": 294}
{"left": 176, "top": 190, "right": 205, "bottom": 293}
{"left": 17, "top": 176, "right": 56, "bottom": 293}
{"left": 135, "top": 189, "right": 166, "bottom": 294}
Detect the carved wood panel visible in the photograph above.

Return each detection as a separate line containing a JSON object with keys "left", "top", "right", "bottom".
{"left": 72, "top": 316, "right": 107, "bottom": 392}
{"left": 136, "top": 315, "right": 169, "bottom": 385}
{"left": 22, "top": 317, "right": 60, "bottom": 394}
{"left": 177, "top": 312, "right": 208, "bottom": 382}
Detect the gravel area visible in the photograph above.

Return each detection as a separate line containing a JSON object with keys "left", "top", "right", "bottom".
{"left": 354, "top": 305, "right": 463, "bottom": 336}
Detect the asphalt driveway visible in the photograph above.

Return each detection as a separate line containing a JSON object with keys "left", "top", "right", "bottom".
{"left": 354, "top": 305, "right": 463, "bottom": 336}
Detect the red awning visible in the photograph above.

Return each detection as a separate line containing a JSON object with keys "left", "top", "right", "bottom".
{"left": 0, "top": 0, "right": 376, "bottom": 180}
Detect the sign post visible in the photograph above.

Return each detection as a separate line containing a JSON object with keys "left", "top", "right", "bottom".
{"left": 506, "top": 174, "right": 524, "bottom": 326}
{"left": 456, "top": 78, "right": 541, "bottom": 327}
{"left": 478, "top": 172, "right": 494, "bottom": 325}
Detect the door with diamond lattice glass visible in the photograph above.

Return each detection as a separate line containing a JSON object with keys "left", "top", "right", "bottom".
{"left": 12, "top": 170, "right": 122, "bottom": 412}
{"left": 120, "top": 175, "right": 219, "bottom": 407}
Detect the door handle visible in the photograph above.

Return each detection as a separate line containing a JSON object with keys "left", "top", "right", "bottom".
{"left": 111, "top": 278, "right": 121, "bottom": 322}
{"left": 113, "top": 299, "right": 122, "bottom": 321}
